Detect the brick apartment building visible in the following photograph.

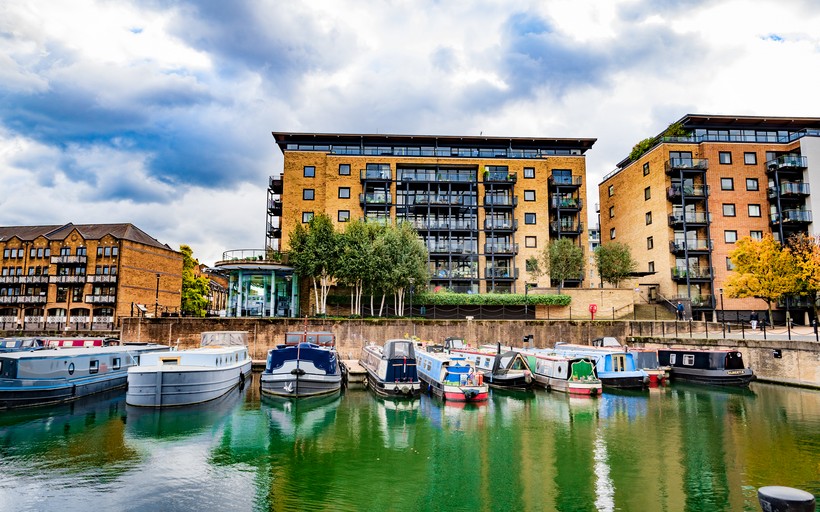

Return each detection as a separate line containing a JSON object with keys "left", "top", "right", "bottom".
{"left": 266, "top": 132, "right": 596, "bottom": 294}
{"left": 599, "top": 114, "right": 820, "bottom": 322}
{"left": 0, "top": 223, "right": 182, "bottom": 330}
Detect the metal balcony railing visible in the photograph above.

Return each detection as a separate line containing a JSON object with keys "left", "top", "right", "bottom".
{"left": 768, "top": 182, "right": 810, "bottom": 198}
{"left": 84, "top": 295, "right": 116, "bottom": 304}
{"left": 87, "top": 275, "right": 118, "bottom": 283}
{"left": 483, "top": 172, "right": 517, "bottom": 184}
{"left": 483, "top": 196, "right": 518, "bottom": 207}
{"left": 360, "top": 193, "right": 392, "bottom": 205}
{"left": 771, "top": 209, "right": 813, "bottom": 223}
{"left": 484, "top": 243, "right": 518, "bottom": 254}
{"left": 667, "top": 184, "right": 708, "bottom": 200}
{"left": 668, "top": 212, "right": 710, "bottom": 225}
{"left": 548, "top": 175, "right": 582, "bottom": 187}
{"left": 360, "top": 169, "right": 392, "bottom": 180}
{"left": 49, "top": 275, "right": 87, "bottom": 284}
{"left": 550, "top": 196, "right": 583, "bottom": 209}
{"left": 669, "top": 239, "right": 712, "bottom": 252}
{"left": 664, "top": 158, "right": 708, "bottom": 173}
{"left": 766, "top": 155, "right": 808, "bottom": 171}
{"left": 484, "top": 219, "right": 518, "bottom": 230}
{"left": 50, "top": 255, "right": 87, "bottom": 265}
{"left": 671, "top": 266, "right": 714, "bottom": 279}
{"left": 484, "top": 268, "right": 519, "bottom": 279}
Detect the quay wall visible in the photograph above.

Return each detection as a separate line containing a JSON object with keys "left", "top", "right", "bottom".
{"left": 120, "top": 317, "right": 820, "bottom": 389}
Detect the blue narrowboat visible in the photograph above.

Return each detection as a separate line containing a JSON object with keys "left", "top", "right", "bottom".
{"left": 359, "top": 339, "right": 421, "bottom": 398}
{"left": 552, "top": 342, "right": 649, "bottom": 389}
{"left": 260, "top": 331, "right": 342, "bottom": 398}
{"left": 415, "top": 349, "right": 488, "bottom": 402}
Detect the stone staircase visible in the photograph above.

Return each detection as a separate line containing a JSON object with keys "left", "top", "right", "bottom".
{"left": 634, "top": 303, "right": 677, "bottom": 320}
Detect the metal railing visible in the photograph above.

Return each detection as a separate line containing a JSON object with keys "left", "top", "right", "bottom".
{"left": 770, "top": 209, "right": 813, "bottom": 223}
{"left": 669, "top": 239, "right": 712, "bottom": 252}
{"left": 766, "top": 155, "right": 808, "bottom": 170}
{"left": 664, "top": 158, "right": 708, "bottom": 172}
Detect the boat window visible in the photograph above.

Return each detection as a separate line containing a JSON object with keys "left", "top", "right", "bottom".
{"left": 0, "top": 361, "right": 3, "bottom": 372}
{"left": 68, "top": 363, "right": 75, "bottom": 375}
{"left": 89, "top": 360, "right": 99, "bottom": 374}
{"left": 112, "top": 358, "right": 121, "bottom": 370}
{"left": 725, "top": 352, "right": 745, "bottom": 369}
{"left": 669, "top": 354, "right": 676, "bottom": 365}
{"left": 161, "top": 358, "right": 179, "bottom": 366}
{"left": 612, "top": 355, "right": 626, "bottom": 372}
{"left": 682, "top": 354, "right": 695, "bottom": 366}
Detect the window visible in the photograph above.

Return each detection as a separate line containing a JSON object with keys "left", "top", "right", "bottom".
{"left": 30, "top": 248, "right": 36, "bottom": 258}
{"left": 104, "top": 247, "right": 112, "bottom": 257}
{"left": 112, "top": 247, "right": 118, "bottom": 257}
{"left": 723, "top": 204, "right": 736, "bottom": 217}
{"left": 60, "top": 247, "right": 70, "bottom": 256}
{"left": 303, "top": 166, "right": 315, "bottom": 177}
{"left": 609, "top": 206, "right": 614, "bottom": 218}
{"left": 302, "top": 212, "right": 314, "bottom": 223}
{"left": 338, "top": 187, "right": 350, "bottom": 199}
{"left": 524, "top": 190, "right": 536, "bottom": 201}
{"left": 609, "top": 228, "right": 616, "bottom": 239}
{"left": 89, "top": 360, "right": 99, "bottom": 374}
{"left": 750, "top": 230, "right": 763, "bottom": 240}
{"left": 726, "top": 257, "right": 735, "bottom": 270}
{"left": 647, "top": 236, "right": 654, "bottom": 250}
{"left": 524, "top": 213, "right": 536, "bottom": 225}
{"left": 721, "top": 178, "right": 734, "bottom": 191}
{"left": 76, "top": 247, "right": 86, "bottom": 256}
{"left": 746, "top": 178, "right": 759, "bottom": 191}
{"left": 96, "top": 247, "right": 103, "bottom": 257}
{"left": 744, "top": 152, "right": 757, "bottom": 165}
{"left": 644, "top": 187, "right": 651, "bottom": 200}
{"left": 303, "top": 189, "right": 314, "bottom": 200}
{"left": 112, "top": 358, "right": 121, "bottom": 370}
{"left": 525, "top": 236, "right": 537, "bottom": 248}
{"left": 645, "top": 212, "right": 652, "bottom": 225}
{"left": 669, "top": 354, "right": 677, "bottom": 365}
{"left": 523, "top": 167, "right": 535, "bottom": 179}
{"left": 2, "top": 249, "right": 8, "bottom": 258}
{"left": 682, "top": 354, "right": 695, "bottom": 366}
{"left": 338, "top": 210, "right": 350, "bottom": 222}
{"left": 725, "top": 230, "right": 738, "bottom": 243}
{"left": 608, "top": 185, "right": 614, "bottom": 197}
{"left": 339, "top": 164, "right": 351, "bottom": 176}
{"left": 643, "top": 162, "right": 650, "bottom": 176}
{"left": 748, "top": 204, "right": 761, "bottom": 217}
{"left": 648, "top": 261, "right": 655, "bottom": 272}
{"left": 719, "top": 152, "right": 732, "bottom": 164}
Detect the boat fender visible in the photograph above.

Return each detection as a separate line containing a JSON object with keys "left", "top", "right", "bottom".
{"left": 545, "top": 384, "right": 551, "bottom": 392}
{"left": 238, "top": 372, "right": 246, "bottom": 390}
{"left": 71, "top": 383, "right": 77, "bottom": 397}
{"left": 291, "top": 368, "right": 306, "bottom": 376}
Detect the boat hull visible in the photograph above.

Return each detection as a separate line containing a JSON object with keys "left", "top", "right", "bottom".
{"left": 419, "top": 373, "right": 488, "bottom": 402}
{"left": 483, "top": 372, "right": 533, "bottom": 391}
{"left": 125, "top": 361, "right": 252, "bottom": 407}
{"left": 260, "top": 362, "right": 342, "bottom": 398}
{"left": 0, "top": 373, "right": 128, "bottom": 409}
{"left": 533, "top": 375, "right": 601, "bottom": 396}
{"left": 668, "top": 367, "right": 755, "bottom": 387}
{"left": 365, "top": 370, "right": 421, "bottom": 399}
{"left": 599, "top": 374, "right": 648, "bottom": 389}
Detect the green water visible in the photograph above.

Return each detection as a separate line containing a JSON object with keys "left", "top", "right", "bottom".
{"left": 0, "top": 380, "right": 818, "bottom": 512}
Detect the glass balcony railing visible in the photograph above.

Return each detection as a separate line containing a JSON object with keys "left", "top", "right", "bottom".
{"left": 664, "top": 158, "right": 708, "bottom": 172}
{"left": 770, "top": 209, "right": 812, "bottom": 223}
{"left": 768, "top": 182, "right": 810, "bottom": 198}
{"left": 766, "top": 155, "right": 808, "bottom": 171}
{"left": 667, "top": 184, "right": 708, "bottom": 199}
{"left": 669, "top": 239, "right": 712, "bottom": 252}
{"left": 359, "top": 192, "right": 392, "bottom": 205}
{"left": 668, "top": 212, "right": 710, "bottom": 225}
{"left": 360, "top": 169, "right": 392, "bottom": 180}
{"left": 671, "top": 266, "right": 713, "bottom": 279}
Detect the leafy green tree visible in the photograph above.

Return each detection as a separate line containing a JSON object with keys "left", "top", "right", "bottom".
{"left": 287, "top": 214, "right": 340, "bottom": 315}
{"left": 337, "top": 220, "right": 377, "bottom": 316}
{"left": 725, "top": 235, "right": 798, "bottom": 320}
{"left": 545, "top": 238, "right": 584, "bottom": 292}
{"left": 180, "top": 244, "right": 209, "bottom": 317}
{"left": 370, "top": 222, "right": 428, "bottom": 316}
{"left": 594, "top": 242, "right": 638, "bottom": 287}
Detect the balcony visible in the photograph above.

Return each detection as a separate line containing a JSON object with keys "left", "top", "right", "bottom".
{"left": 550, "top": 221, "right": 584, "bottom": 236}
{"left": 267, "top": 224, "right": 282, "bottom": 239}
{"left": 0, "top": 296, "right": 16, "bottom": 304}
{"left": 766, "top": 155, "right": 808, "bottom": 173}
{"left": 87, "top": 274, "right": 118, "bottom": 284}
{"left": 85, "top": 295, "right": 116, "bottom": 304}
{"left": 671, "top": 266, "right": 713, "bottom": 281}
{"left": 49, "top": 275, "right": 87, "bottom": 284}
{"left": 51, "top": 255, "right": 87, "bottom": 265}
{"left": 485, "top": 268, "right": 519, "bottom": 279}
{"left": 413, "top": 219, "right": 477, "bottom": 231}
{"left": 431, "top": 267, "right": 478, "bottom": 279}
{"left": 360, "top": 192, "right": 392, "bottom": 206}
{"left": 690, "top": 294, "right": 715, "bottom": 309}
{"left": 768, "top": 182, "right": 810, "bottom": 199}
{"left": 360, "top": 169, "right": 392, "bottom": 181}
{"left": 412, "top": 194, "right": 467, "bottom": 208}
{"left": 483, "top": 172, "right": 517, "bottom": 185}
{"left": 669, "top": 239, "right": 712, "bottom": 253}
{"left": 484, "top": 243, "right": 518, "bottom": 255}
{"left": 17, "top": 295, "right": 47, "bottom": 304}
{"left": 548, "top": 175, "right": 582, "bottom": 188}
{"left": 484, "top": 219, "right": 518, "bottom": 231}
{"left": 398, "top": 169, "right": 475, "bottom": 183}
{"left": 668, "top": 212, "right": 710, "bottom": 227}
{"left": 92, "top": 316, "right": 115, "bottom": 324}
{"left": 269, "top": 175, "right": 283, "bottom": 193}
{"left": 0, "top": 276, "right": 20, "bottom": 284}
{"left": 20, "top": 275, "right": 49, "bottom": 284}
{"left": 550, "top": 196, "right": 583, "bottom": 211}
{"left": 664, "top": 158, "right": 708, "bottom": 174}
{"left": 483, "top": 196, "right": 518, "bottom": 208}
{"left": 267, "top": 199, "right": 282, "bottom": 215}
{"left": 770, "top": 209, "right": 812, "bottom": 225}
{"left": 667, "top": 184, "right": 708, "bottom": 201}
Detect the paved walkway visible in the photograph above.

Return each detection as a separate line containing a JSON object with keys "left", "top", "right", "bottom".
{"left": 650, "top": 322, "right": 820, "bottom": 343}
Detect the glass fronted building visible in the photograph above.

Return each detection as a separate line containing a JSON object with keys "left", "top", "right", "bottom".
{"left": 214, "top": 250, "right": 298, "bottom": 317}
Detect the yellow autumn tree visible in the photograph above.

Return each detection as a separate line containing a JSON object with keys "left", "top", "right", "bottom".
{"left": 725, "top": 235, "right": 799, "bottom": 320}
{"left": 786, "top": 233, "right": 820, "bottom": 319}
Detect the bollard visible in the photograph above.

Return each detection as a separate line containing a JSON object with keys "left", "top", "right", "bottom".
{"left": 757, "top": 486, "right": 815, "bottom": 512}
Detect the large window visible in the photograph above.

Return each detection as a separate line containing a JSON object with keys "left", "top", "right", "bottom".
{"left": 525, "top": 236, "right": 537, "bottom": 248}
{"left": 750, "top": 230, "right": 763, "bottom": 240}
{"left": 339, "top": 164, "right": 351, "bottom": 176}
{"left": 338, "top": 210, "right": 350, "bottom": 222}
{"left": 523, "top": 167, "right": 535, "bottom": 179}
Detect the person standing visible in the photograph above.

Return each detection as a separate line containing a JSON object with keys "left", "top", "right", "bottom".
{"left": 750, "top": 311, "right": 759, "bottom": 330}
{"left": 676, "top": 301, "right": 685, "bottom": 320}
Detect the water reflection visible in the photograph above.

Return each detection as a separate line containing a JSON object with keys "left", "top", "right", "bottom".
{"left": 373, "top": 398, "right": 419, "bottom": 449}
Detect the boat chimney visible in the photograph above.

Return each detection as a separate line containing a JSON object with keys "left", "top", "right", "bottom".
{"left": 758, "top": 486, "right": 815, "bottom": 512}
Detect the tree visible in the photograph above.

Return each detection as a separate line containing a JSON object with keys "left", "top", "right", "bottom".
{"left": 594, "top": 242, "right": 638, "bottom": 288}
{"left": 545, "top": 238, "right": 584, "bottom": 292}
{"left": 370, "top": 222, "right": 428, "bottom": 316}
{"left": 786, "top": 233, "right": 820, "bottom": 320}
{"left": 337, "top": 220, "right": 378, "bottom": 316}
{"left": 180, "top": 244, "right": 210, "bottom": 317}
{"left": 287, "top": 214, "right": 340, "bottom": 315}
{"left": 725, "top": 235, "right": 799, "bottom": 320}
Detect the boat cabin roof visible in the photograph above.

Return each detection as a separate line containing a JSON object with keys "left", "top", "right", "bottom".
{"left": 285, "top": 331, "right": 335, "bottom": 346}
{"left": 383, "top": 339, "right": 415, "bottom": 360}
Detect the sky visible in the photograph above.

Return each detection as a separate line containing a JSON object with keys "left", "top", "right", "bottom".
{"left": 2, "top": 0, "right": 820, "bottom": 265}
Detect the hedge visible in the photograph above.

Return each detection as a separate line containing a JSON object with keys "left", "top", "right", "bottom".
{"left": 412, "top": 292, "right": 571, "bottom": 306}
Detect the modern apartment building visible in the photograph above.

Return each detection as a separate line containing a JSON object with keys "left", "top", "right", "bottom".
{"left": 599, "top": 114, "right": 820, "bottom": 321}
{"left": 0, "top": 223, "right": 182, "bottom": 330}
{"left": 267, "top": 132, "right": 596, "bottom": 294}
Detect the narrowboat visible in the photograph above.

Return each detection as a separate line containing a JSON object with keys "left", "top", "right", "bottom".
{"left": 359, "top": 339, "right": 421, "bottom": 398}
{"left": 126, "top": 331, "right": 253, "bottom": 407}
{"left": 0, "top": 343, "right": 169, "bottom": 409}
{"left": 592, "top": 337, "right": 669, "bottom": 386}
{"left": 520, "top": 349, "right": 602, "bottom": 396}
{"left": 552, "top": 343, "right": 649, "bottom": 389}
{"left": 260, "top": 331, "right": 342, "bottom": 398}
{"left": 657, "top": 348, "right": 755, "bottom": 386}
{"left": 0, "top": 337, "right": 46, "bottom": 353}
{"left": 415, "top": 349, "right": 488, "bottom": 402}
{"left": 448, "top": 346, "right": 534, "bottom": 390}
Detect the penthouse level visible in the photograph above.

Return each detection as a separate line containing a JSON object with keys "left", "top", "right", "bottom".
{"left": 267, "top": 132, "right": 596, "bottom": 295}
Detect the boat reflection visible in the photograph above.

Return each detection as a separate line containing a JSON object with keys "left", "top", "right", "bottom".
{"left": 598, "top": 389, "right": 649, "bottom": 422}
{"left": 125, "top": 383, "right": 248, "bottom": 440}
{"left": 261, "top": 391, "right": 341, "bottom": 441}
{"left": 418, "top": 393, "right": 488, "bottom": 431}
{"left": 374, "top": 397, "right": 419, "bottom": 449}
{"left": 531, "top": 388, "right": 599, "bottom": 424}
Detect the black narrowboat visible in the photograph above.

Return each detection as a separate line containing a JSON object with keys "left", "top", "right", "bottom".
{"left": 657, "top": 348, "right": 755, "bottom": 387}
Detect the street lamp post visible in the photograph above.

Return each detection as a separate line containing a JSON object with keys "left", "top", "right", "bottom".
{"left": 719, "top": 288, "right": 725, "bottom": 338}
{"left": 285, "top": 275, "right": 292, "bottom": 317}
{"left": 155, "top": 273, "right": 160, "bottom": 318}
{"left": 524, "top": 283, "right": 529, "bottom": 317}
